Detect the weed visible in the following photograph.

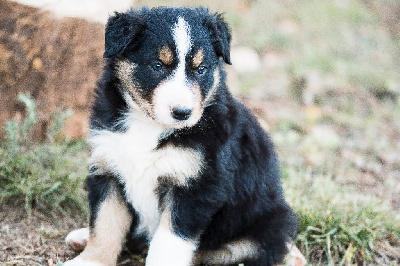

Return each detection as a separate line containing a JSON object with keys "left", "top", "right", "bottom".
{"left": 0, "top": 93, "right": 88, "bottom": 218}
{"left": 283, "top": 168, "right": 400, "bottom": 265}
{"left": 4, "top": 93, "right": 37, "bottom": 152}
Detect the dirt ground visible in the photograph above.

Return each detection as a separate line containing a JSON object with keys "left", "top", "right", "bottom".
{"left": 0, "top": 203, "right": 146, "bottom": 265}
{"left": 1, "top": 210, "right": 77, "bottom": 265}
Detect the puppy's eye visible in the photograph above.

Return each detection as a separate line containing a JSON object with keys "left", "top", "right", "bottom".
{"left": 151, "top": 62, "right": 163, "bottom": 73}
{"left": 197, "top": 65, "right": 207, "bottom": 75}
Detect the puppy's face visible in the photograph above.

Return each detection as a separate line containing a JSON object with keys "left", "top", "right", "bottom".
{"left": 104, "top": 7, "right": 231, "bottom": 129}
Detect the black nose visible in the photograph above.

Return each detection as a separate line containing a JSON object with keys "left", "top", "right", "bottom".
{"left": 171, "top": 107, "right": 192, "bottom": 121}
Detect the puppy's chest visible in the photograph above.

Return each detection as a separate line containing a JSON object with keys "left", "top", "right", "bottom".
{"left": 89, "top": 119, "right": 203, "bottom": 237}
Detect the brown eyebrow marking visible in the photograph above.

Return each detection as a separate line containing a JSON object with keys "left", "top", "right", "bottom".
{"left": 159, "top": 46, "right": 174, "bottom": 65}
{"left": 193, "top": 49, "right": 204, "bottom": 68}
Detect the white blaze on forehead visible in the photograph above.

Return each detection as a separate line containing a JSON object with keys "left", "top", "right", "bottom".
{"left": 171, "top": 17, "right": 192, "bottom": 85}
{"left": 173, "top": 17, "right": 192, "bottom": 61}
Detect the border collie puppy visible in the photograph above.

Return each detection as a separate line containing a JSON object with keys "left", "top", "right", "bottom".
{"left": 64, "top": 6, "right": 297, "bottom": 266}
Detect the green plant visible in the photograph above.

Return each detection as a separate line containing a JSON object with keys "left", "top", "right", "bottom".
{"left": 283, "top": 168, "right": 400, "bottom": 265}
{"left": 4, "top": 93, "right": 37, "bottom": 152}
{"left": 0, "top": 92, "right": 88, "bottom": 217}
{"left": 47, "top": 109, "right": 74, "bottom": 143}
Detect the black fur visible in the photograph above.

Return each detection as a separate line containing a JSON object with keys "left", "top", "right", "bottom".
{"left": 87, "top": 6, "right": 297, "bottom": 265}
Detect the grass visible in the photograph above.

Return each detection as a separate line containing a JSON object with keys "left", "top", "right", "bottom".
{"left": 272, "top": 88, "right": 400, "bottom": 264}
{"left": 283, "top": 167, "right": 400, "bottom": 265}
{"left": 0, "top": 93, "right": 88, "bottom": 218}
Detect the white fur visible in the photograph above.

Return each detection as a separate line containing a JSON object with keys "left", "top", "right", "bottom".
{"left": 89, "top": 110, "right": 203, "bottom": 239}
{"left": 153, "top": 17, "right": 198, "bottom": 127}
{"left": 146, "top": 224, "right": 197, "bottom": 266}
{"left": 65, "top": 228, "right": 89, "bottom": 249}
{"left": 152, "top": 79, "right": 196, "bottom": 126}
{"left": 173, "top": 17, "right": 192, "bottom": 60}
{"left": 64, "top": 257, "right": 104, "bottom": 266}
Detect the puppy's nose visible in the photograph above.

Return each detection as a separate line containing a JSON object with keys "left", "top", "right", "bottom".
{"left": 171, "top": 107, "right": 192, "bottom": 121}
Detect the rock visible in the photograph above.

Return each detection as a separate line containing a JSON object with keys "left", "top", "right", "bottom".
{"left": 277, "top": 18, "right": 300, "bottom": 35}
{"left": 13, "top": 0, "right": 133, "bottom": 23}
{"left": 225, "top": 68, "right": 241, "bottom": 95}
{"left": 230, "top": 46, "right": 262, "bottom": 73}
{"left": 262, "top": 51, "right": 289, "bottom": 70}
{"left": 310, "top": 125, "right": 341, "bottom": 149}
{"left": 0, "top": 0, "right": 104, "bottom": 140}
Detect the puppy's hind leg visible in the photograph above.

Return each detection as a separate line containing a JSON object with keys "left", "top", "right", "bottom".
{"left": 194, "top": 238, "right": 261, "bottom": 265}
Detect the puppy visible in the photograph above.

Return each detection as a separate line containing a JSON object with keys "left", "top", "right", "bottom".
{"left": 65, "top": 6, "right": 297, "bottom": 266}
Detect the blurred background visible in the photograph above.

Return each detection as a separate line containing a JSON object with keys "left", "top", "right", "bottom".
{"left": 0, "top": 0, "right": 399, "bottom": 265}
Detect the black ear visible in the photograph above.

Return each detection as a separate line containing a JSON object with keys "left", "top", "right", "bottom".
{"left": 204, "top": 12, "right": 232, "bottom": 64}
{"left": 104, "top": 10, "right": 145, "bottom": 58}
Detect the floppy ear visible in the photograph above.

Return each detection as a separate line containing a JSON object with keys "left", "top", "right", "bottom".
{"left": 104, "top": 10, "right": 145, "bottom": 58}
{"left": 204, "top": 12, "right": 232, "bottom": 64}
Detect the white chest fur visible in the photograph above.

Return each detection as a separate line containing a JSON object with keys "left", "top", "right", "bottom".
{"left": 89, "top": 114, "right": 203, "bottom": 239}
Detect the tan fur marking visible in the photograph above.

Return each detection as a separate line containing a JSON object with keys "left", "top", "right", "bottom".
{"left": 115, "top": 59, "right": 136, "bottom": 95}
{"left": 188, "top": 83, "right": 203, "bottom": 128}
{"left": 159, "top": 46, "right": 173, "bottom": 65}
{"left": 79, "top": 187, "right": 132, "bottom": 265}
{"left": 204, "top": 68, "right": 220, "bottom": 106}
{"left": 193, "top": 238, "right": 260, "bottom": 265}
{"left": 192, "top": 49, "right": 204, "bottom": 69}
{"left": 115, "top": 59, "right": 153, "bottom": 116}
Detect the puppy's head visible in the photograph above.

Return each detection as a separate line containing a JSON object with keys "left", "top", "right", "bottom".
{"left": 104, "top": 7, "right": 231, "bottom": 129}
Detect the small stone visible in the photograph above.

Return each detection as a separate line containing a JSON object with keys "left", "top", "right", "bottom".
{"left": 230, "top": 46, "right": 261, "bottom": 73}
{"left": 32, "top": 57, "right": 43, "bottom": 70}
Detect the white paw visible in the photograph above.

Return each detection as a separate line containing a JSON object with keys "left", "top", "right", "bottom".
{"left": 65, "top": 228, "right": 89, "bottom": 252}
{"left": 146, "top": 226, "right": 196, "bottom": 266}
{"left": 64, "top": 256, "right": 104, "bottom": 266}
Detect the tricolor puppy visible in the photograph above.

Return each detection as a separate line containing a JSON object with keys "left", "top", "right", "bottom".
{"left": 65, "top": 6, "right": 297, "bottom": 266}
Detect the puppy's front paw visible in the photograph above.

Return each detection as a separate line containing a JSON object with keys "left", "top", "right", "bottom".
{"left": 65, "top": 228, "right": 89, "bottom": 252}
{"left": 64, "top": 256, "right": 104, "bottom": 266}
